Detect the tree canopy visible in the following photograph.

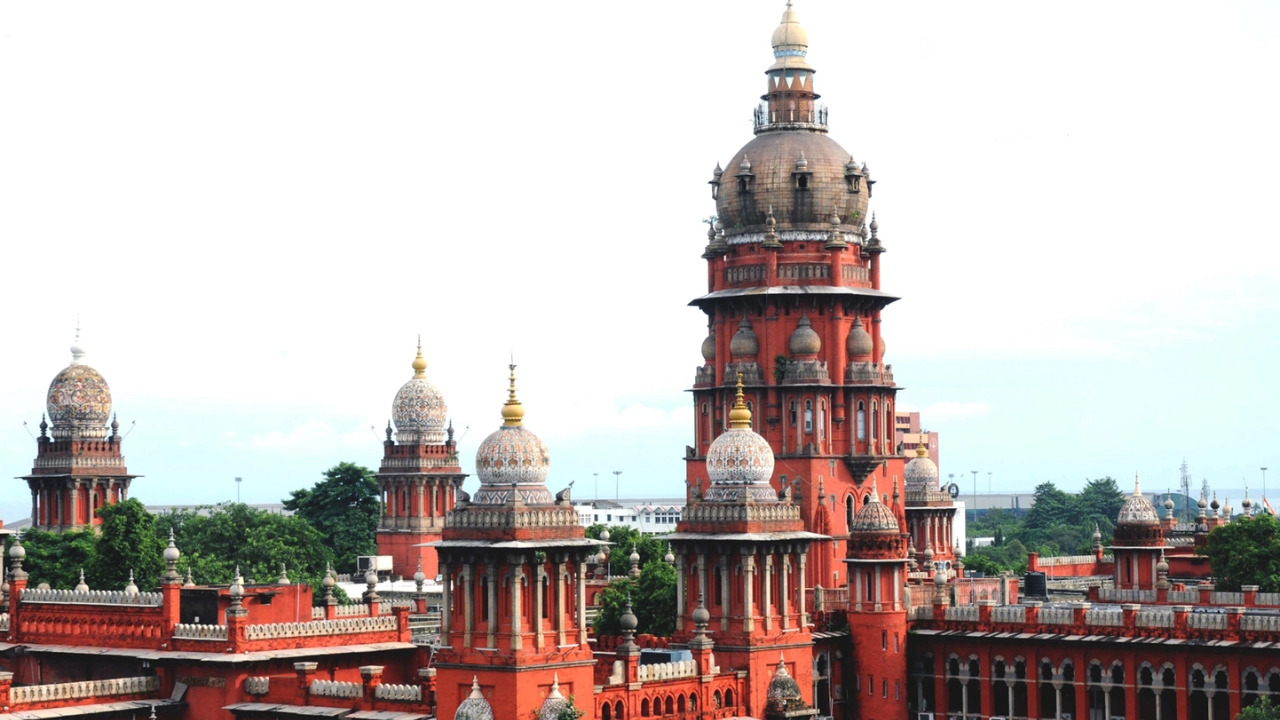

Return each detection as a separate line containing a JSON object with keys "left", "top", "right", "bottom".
{"left": 160, "top": 503, "right": 332, "bottom": 589}
{"left": 593, "top": 560, "right": 677, "bottom": 637}
{"left": 1202, "top": 514, "right": 1280, "bottom": 592}
{"left": 283, "top": 462, "right": 380, "bottom": 574}
{"left": 89, "top": 498, "right": 165, "bottom": 590}
{"left": 6, "top": 529, "right": 96, "bottom": 590}
{"left": 585, "top": 524, "right": 668, "bottom": 579}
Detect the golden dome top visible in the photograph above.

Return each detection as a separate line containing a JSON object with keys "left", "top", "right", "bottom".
{"left": 501, "top": 362, "right": 525, "bottom": 427}
{"left": 412, "top": 337, "right": 427, "bottom": 378}
{"left": 728, "top": 373, "right": 752, "bottom": 428}
{"left": 770, "top": 1, "right": 812, "bottom": 71}
{"left": 916, "top": 441, "right": 929, "bottom": 459}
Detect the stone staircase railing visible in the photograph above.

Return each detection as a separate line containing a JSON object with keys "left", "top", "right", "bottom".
{"left": 374, "top": 683, "right": 422, "bottom": 701}
{"left": 172, "top": 623, "right": 228, "bottom": 641}
{"left": 10, "top": 676, "right": 158, "bottom": 704}
{"left": 310, "top": 679, "right": 361, "bottom": 698}
{"left": 244, "top": 615, "right": 397, "bottom": 641}
{"left": 19, "top": 588, "right": 163, "bottom": 606}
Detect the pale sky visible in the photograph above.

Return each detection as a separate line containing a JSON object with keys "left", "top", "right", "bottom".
{"left": 2, "top": 1, "right": 1278, "bottom": 522}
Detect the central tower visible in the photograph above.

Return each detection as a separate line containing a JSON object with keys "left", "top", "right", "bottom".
{"left": 688, "top": 2, "right": 904, "bottom": 591}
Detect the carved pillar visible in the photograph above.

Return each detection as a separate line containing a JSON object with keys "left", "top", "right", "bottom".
{"left": 440, "top": 560, "right": 452, "bottom": 643}
{"left": 780, "top": 554, "right": 791, "bottom": 629}
{"left": 534, "top": 565, "right": 546, "bottom": 650}
{"left": 763, "top": 551, "right": 774, "bottom": 632}
{"left": 576, "top": 560, "right": 588, "bottom": 645}
{"left": 674, "top": 554, "right": 686, "bottom": 632}
{"left": 69, "top": 480, "right": 80, "bottom": 527}
{"left": 463, "top": 564, "right": 474, "bottom": 648}
{"left": 485, "top": 565, "right": 497, "bottom": 649}
{"left": 799, "top": 549, "right": 809, "bottom": 625}
{"left": 556, "top": 558, "right": 567, "bottom": 646}
{"left": 510, "top": 563, "right": 523, "bottom": 651}
{"left": 742, "top": 550, "right": 756, "bottom": 633}
{"left": 415, "top": 481, "right": 425, "bottom": 526}
{"left": 719, "top": 556, "right": 730, "bottom": 632}
{"left": 430, "top": 483, "right": 439, "bottom": 519}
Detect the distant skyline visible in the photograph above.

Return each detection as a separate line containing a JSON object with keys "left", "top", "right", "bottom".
{"left": 2, "top": 1, "right": 1278, "bottom": 523}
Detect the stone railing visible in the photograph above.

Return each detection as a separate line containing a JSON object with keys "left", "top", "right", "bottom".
{"left": 19, "top": 588, "right": 163, "bottom": 606}
{"left": 991, "top": 605, "right": 1026, "bottom": 624}
{"left": 311, "top": 606, "right": 325, "bottom": 620}
{"left": 1086, "top": 609, "right": 1124, "bottom": 627}
{"left": 1188, "top": 612, "right": 1228, "bottom": 630}
{"left": 682, "top": 501, "right": 802, "bottom": 524}
{"left": 912, "top": 606, "right": 934, "bottom": 621}
{"left": 1212, "top": 591, "right": 1244, "bottom": 605}
{"left": 1038, "top": 607, "right": 1074, "bottom": 625}
{"left": 845, "top": 363, "right": 894, "bottom": 385}
{"left": 1098, "top": 588, "right": 1157, "bottom": 603}
{"left": 813, "top": 587, "right": 849, "bottom": 612}
{"left": 310, "top": 679, "right": 361, "bottom": 699}
{"left": 0, "top": 613, "right": 8, "bottom": 632}
{"left": 375, "top": 683, "right": 423, "bottom": 702}
{"left": 638, "top": 659, "right": 698, "bottom": 683}
{"left": 244, "top": 615, "right": 397, "bottom": 641}
{"left": 1241, "top": 614, "right": 1280, "bottom": 632}
{"left": 945, "top": 606, "right": 979, "bottom": 622}
{"left": 1168, "top": 590, "right": 1201, "bottom": 604}
{"left": 1136, "top": 608, "right": 1175, "bottom": 628}
{"left": 10, "top": 676, "right": 158, "bottom": 704}
{"left": 334, "top": 603, "right": 373, "bottom": 617}
{"left": 245, "top": 677, "right": 270, "bottom": 695}
{"left": 172, "top": 623, "right": 228, "bottom": 641}
{"left": 1037, "top": 555, "right": 1104, "bottom": 567}
{"left": 1257, "top": 593, "right": 1280, "bottom": 606}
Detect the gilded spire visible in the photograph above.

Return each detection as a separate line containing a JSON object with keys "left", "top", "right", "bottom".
{"left": 915, "top": 438, "right": 929, "bottom": 458}
{"left": 501, "top": 362, "right": 525, "bottom": 427}
{"left": 411, "top": 336, "right": 427, "bottom": 378}
{"left": 728, "top": 372, "right": 752, "bottom": 428}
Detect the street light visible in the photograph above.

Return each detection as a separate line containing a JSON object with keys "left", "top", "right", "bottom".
{"left": 971, "top": 470, "right": 979, "bottom": 519}
{"left": 594, "top": 472, "right": 599, "bottom": 501}
{"left": 235, "top": 476, "right": 242, "bottom": 504}
{"left": 613, "top": 470, "right": 622, "bottom": 500}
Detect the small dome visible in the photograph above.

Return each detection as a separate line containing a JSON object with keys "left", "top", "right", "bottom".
{"left": 730, "top": 318, "right": 759, "bottom": 358}
{"left": 847, "top": 317, "right": 873, "bottom": 358}
{"left": 767, "top": 656, "right": 803, "bottom": 702}
{"left": 701, "top": 332, "right": 716, "bottom": 363}
{"left": 1164, "top": 495, "right": 1176, "bottom": 511}
{"left": 788, "top": 314, "right": 821, "bottom": 356}
{"left": 474, "top": 366, "right": 551, "bottom": 492}
{"left": 851, "top": 484, "right": 900, "bottom": 534}
{"left": 538, "top": 675, "right": 568, "bottom": 720}
{"left": 1116, "top": 475, "right": 1159, "bottom": 526}
{"left": 46, "top": 337, "right": 112, "bottom": 438}
{"left": 455, "top": 677, "right": 494, "bottom": 720}
{"left": 392, "top": 342, "right": 448, "bottom": 444}
{"left": 706, "top": 376, "right": 774, "bottom": 487}
{"left": 904, "top": 441, "right": 939, "bottom": 493}
{"left": 769, "top": 2, "right": 811, "bottom": 70}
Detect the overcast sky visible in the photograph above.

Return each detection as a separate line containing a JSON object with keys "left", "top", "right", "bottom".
{"left": 2, "top": 1, "right": 1278, "bottom": 522}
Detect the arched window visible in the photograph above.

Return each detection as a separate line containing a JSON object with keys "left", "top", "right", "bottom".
{"left": 846, "top": 495, "right": 855, "bottom": 529}
{"left": 713, "top": 691, "right": 722, "bottom": 709}
{"left": 665, "top": 696, "right": 674, "bottom": 715}
{"left": 640, "top": 698, "right": 650, "bottom": 717}
{"left": 724, "top": 689, "right": 735, "bottom": 707}
{"left": 790, "top": 401, "right": 798, "bottom": 427}
{"left": 856, "top": 402, "right": 866, "bottom": 442}
{"left": 804, "top": 400, "right": 813, "bottom": 434}
{"left": 615, "top": 701, "right": 625, "bottom": 720}
{"left": 871, "top": 401, "right": 878, "bottom": 439}
{"left": 688, "top": 693, "right": 698, "bottom": 712}
{"left": 601, "top": 702, "right": 612, "bottom": 720}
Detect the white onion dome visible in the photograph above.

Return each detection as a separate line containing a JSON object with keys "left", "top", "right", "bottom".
{"left": 455, "top": 677, "right": 494, "bottom": 720}
{"left": 392, "top": 341, "right": 448, "bottom": 444}
{"left": 705, "top": 375, "right": 775, "bottom": 500}
{"left": 788, "top": 314, "right": 821, "bottom": 356}
{"left": 769, "top": 1, "right": 811, "bottom": 71}
{"left": 701, "top": 332, "right": 716, "bottom": 363}
{"left": 851, "top": 482, "right": 900, "bottom": 533}
{"left": 766, "top": 656, "right": 803, "bottom": 706}
{"left": 473, "top": 365, "right": 552, "bottom": 503}
{"left": 847, "top": 317, "right": 873, "bottom": 359}
{"left": 46, "top": 337, "right": 112, "bottom": 439}
{"left": 538, "top": 675, "right": 568, "bottom": 720}
{"left": 903, "top": 442, "right": 939, "bottom": 493}
{"left": 729, "top": 318, "right": 760, "bottom": 358}
{"left": 1117, "top": 475, "right": 1160, "bottom": 526}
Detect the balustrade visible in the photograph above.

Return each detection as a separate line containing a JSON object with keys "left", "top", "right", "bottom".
{"left": 9, "top": 676, "right": 158, "bottom": 704}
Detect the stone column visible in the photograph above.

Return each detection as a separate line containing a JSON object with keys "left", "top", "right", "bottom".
{"left": 430, "top": 483, "right": 439, "bottom": 519}
{"left": 780, "top": 555, "right": 791, "bottom": 629}
{"left": 798, "top": 549, "right": 809, "bottom": 625}
{"left": 576, "top": 560, "right": 588, "bottom": 645}
{"left": 555, "top": 559, "right": 567, "bottom": 646}
{"left": 462, "top": 564, "right": 474, "bottom": 648}
{"left": 29, "top": 489, "right": 37, "bottom": 529}
{"left": 763, "top": 552, "right": 774, "bottom": 632}
{"left": 69, "top": 480, "right": 81, "bottom": 527}
{"left": 534, "top": 566, "right": 546, "bottom": 650}
{"left": 743, "top": 550, "right": 756, "bottom": 633}
{"left": 415, "top": 481, "right": 425, "bottom": 526}
{"left": 510, "top": 563, "right": 523, "bottom": 651}
{"left": 719, "top": 556, "right": 730, "bottom": 632}
{"left": 485, "top": 565, "right": 497, "bottom": 649}
{"left": 440, "top": 560, "right": 452, "bottom": 643}
{"left": 674, "top": 553, "right": 686, "bottom": 632}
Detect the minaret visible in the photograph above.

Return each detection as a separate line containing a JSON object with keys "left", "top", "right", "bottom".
{"left": 1111, "top": 474, "right": 1165, "bottom": 590}
{"left": 375, "top": 340, "right": 466, "bottom": 580}
{"left": 431, "top": 365, "right": 604, "bottom": 720}
{"left": 669, "top": 374, "right": 826, "bottom": 717}
{"left": 20, "top": 331, "right": 136, "bottom": 531}
{"left": 690, "top": 0, "right": 903, "bottom": 591}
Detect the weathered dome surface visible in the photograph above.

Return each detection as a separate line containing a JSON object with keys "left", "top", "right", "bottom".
{"left": 716, "top": 132, "right": 867, "bottom": 234}
{"left": 788, "top": 314, "right": 821, "bottom": 356}
{"left": 903, "top": 443, "right": 939, "bottom": 493}
{"left": 851, "top": 491, "right": 899, "bottom": 534}
{"left": 701, "top": 332, "right": 716, "bottom": 362}
{"left": 46, "top": 339, "right": 112, "bottom": 438}
{"left": 473, "top": 366, "right": 553, "bottom": 505}
{"left": 847, "top": 317, "right": 873, "bottom": 358}
{"left": 730, "top": 318, "right": 760, "bottom": 357}
{"left": 1117, "top": 476, "right": 1159, "bottom": 526}
{"left": 538, "top": 676, "right": 568, "bottom": 720}
{"left": 704, "top": 377, "right": 776, "bottom": 501}
{"left": 392, "top": 346, "right": 447, "bottom": 444}
{"left": 767, "top": 658, "right": 803, "bottom": 707}
{"left": 455, "top": 678, "right": 493, "bottom": 720}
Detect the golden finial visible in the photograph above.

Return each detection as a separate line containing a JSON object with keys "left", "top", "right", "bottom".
{"left": 411, "top": 336, "right": 427, "bottom": 378}
{"left": 915, "top": 435, "right": 929, "bottom": 458}
{"left": 728, "top": 372, "right": 752, "bottom": 428}
{"left": 501, "top": 361, "right": 525, "bottom": 427}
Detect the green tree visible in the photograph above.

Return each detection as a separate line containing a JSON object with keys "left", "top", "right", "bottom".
{"left": 584, "top": 524, "right": 666, "bottom": 578}
{"left": 88, "top": 498, "right": 164, "bottom": 591}
{"left": 1023, "top": 482, "right": 1077, "bottom": 533}
{"left": 1239, "top": 696, "right": 1280, "bottom": 720}
{"left": 592, "top": 560, "right": 677, "bottom": 637}
{"left": 159, "top": 503, "right": 333, "bottom": 596}
{"left": 283, "top": 462, "right": 380, "bottom": 574}
{"left": 7, "top": 529, "right": 97, "bottom": 589}
{"left": 1202, "top": 514, "right": 1280, "bottom": 592}
{"left": 1076, "top": 477, "right": 1125, "bottom": 536}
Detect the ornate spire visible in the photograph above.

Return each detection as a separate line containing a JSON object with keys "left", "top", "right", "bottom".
{"left": 728, "top": 373, "right": 752, "bottom": 428}
{"left": 412, "top": 336, "right": 427, "bottom": 378}
{"left": 501, "top": 362, "right": 525, "bottom": 427}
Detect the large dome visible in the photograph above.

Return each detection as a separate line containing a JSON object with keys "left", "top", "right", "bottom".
{"left": 903, "top": 442, "right": 939, "bottom": 493}
{"left": 851, "top": 484, "right": 900, "bottom": 534}
{"left": 392, "top": 343, "right": 448, "bottom": 444}
{"left": 1117, "top": 475, "right": 1159, "bottom": 526}
{"left": 705, "top": 376, "right": 775, "bottom": 490}
{"left": 716, "top": 131, "right": 867, "bottom": 234}
{"left": 46, "top": 339, "right": 112, "bottom": 438}
{"left": 473, "top": 365, "right": 552, "bottom": 503}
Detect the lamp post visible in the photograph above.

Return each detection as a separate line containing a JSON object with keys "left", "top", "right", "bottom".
{"left": 594, "top": 472, "right": 599, "bottom": 502}
{"left": 971, "top": 470, "right": 979, "bottom": 520}
{"left": 1263, "top": 467, "right": 1269, "bottom": 507}
{"left": 613, "top": 470, "right": 622, "bottom": 500}
{"left": 235, "top": 476, "right": 242, "bottom": 504}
